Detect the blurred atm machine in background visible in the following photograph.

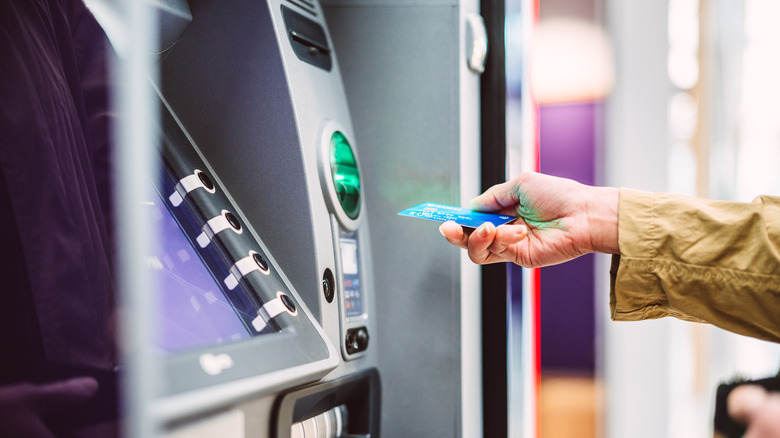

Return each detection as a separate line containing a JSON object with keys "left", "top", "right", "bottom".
{"left": 107, "top": 0, "right": 506, "bottom": 435}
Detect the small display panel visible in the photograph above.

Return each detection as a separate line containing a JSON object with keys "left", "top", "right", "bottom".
{"left": 340, "top": 231, "right": 363, "bottom": 319}
{"left": 146, "top": 195, "right": 262, "bottom": 353}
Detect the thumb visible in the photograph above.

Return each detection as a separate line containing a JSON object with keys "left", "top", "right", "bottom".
{"left": 470, "top": 180, "right": 521, "bottom": 215}
{"left": 29, "top": 377, "right": 99, "bottom": 414}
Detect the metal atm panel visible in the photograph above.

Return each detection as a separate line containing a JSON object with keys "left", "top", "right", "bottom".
{"left": 323, "top": 1, "right": 484, "bottom": 436}
{"left": 155, "top": 0, "right": 379, "bottom": 435}
{"left": 159, "top": 0, "right": 375, "bottom": 369}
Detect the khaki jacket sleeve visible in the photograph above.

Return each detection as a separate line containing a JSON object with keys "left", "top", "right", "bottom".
{"left": 610, "top": 188, "right": 780, "bottom": 343}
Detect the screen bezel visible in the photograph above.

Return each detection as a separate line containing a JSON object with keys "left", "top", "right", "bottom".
{"left": 149, "top": 105, "right": 337, "bottom": 409}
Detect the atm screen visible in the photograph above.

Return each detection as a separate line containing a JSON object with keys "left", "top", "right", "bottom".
{"left": 146, "top": 195, "right": 260, "bottom": 353}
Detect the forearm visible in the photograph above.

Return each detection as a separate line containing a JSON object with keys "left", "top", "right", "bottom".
{"left": 610, "top": 189, "right": 780, "bottom": 342}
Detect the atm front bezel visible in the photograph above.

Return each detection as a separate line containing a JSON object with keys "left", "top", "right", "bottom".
{"left": 148, "top": 103, "right": 338, "bottom": 420}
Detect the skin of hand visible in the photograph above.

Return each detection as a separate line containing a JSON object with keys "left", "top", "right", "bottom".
{"left": 727, "top": 384, "right": 780, "bottom": 438}
{"left": 439, "top": 172, "right": 619, "bottom": 267}
{"left": 0, "top": 377, "right": 98, "bottom": 438}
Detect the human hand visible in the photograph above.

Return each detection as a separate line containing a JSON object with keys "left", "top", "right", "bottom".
{"left": 439, "top": 172, "right": 619, "bottom": 267}
{"left": 0, "top": 377, "right": 99, "bottom": 438}
{"left": 727, "top": 384, "right": 780, "bottom": 438}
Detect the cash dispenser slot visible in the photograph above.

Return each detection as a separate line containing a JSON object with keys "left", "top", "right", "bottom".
{"left": 275, "top": 369, "right": 380, "bottom": 438}
{"left": 282, "top": 5, "right": 332, "bottom": 71}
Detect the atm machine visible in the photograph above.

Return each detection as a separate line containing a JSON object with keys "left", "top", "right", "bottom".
{"left": 109, "top": 0, "right": 499, "bottom": 435}
{"left": 138, "top": 0, "right": 380, "bottom": 436}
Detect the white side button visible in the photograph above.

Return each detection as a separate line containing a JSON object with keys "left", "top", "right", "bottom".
{"left": 196, "top": 210, "right": 242, "bottom": 248}
{"left": 252, "top": 292, "right": 298, "bottom": 332}
{"left": 224, "top": 251, "right": 270, "bottom": 290}
{"left": 169, "top": 169, "right": 216, "bottom": 207}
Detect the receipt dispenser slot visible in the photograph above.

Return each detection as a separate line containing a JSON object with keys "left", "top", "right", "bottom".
{"left": 282, "top": 5, "right": 332, "bottom": 71}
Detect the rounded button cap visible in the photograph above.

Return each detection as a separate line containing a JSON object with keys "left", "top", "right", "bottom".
{"left": 197, "top": 170, "right": 215, "bottom": 191}
{"left": 322, "top": 269, "right": 335, "bottom": 303}
{"left": 224, "top": 211, "right": 241, "bottom": 231}
{"left": 253, "top": 252, "right": 268, "bottom": 271}
{"left": 280, "top": 294, "right": 296, "bottom": 313}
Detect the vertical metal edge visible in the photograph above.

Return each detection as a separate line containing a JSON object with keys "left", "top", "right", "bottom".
{"left": 460, "top": 1, "right": 485, "bottom": 437}
{"left": 113, "top": 1, "right": 159, "bottom": 437}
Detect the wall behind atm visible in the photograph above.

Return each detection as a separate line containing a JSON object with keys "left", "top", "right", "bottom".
{"left": 536, "top": 2, "right": 780, "bottom": 438}
{"left": 529, "top": 3, "right": 611, "bottom": 435}
{"left": 524, "top": 0, "right": 609, "bottom": 379}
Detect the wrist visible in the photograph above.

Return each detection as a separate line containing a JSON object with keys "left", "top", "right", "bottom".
{"left": 586, "top": 186, "right": 620, "bottom": 254}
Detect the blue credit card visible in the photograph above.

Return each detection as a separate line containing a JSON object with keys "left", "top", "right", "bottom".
{"left": 398, "top": 202, "right": 516, "bottom": 229}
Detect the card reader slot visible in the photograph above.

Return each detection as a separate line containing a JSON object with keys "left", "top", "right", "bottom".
{"left": 290, "top": 30, "right": 329, "bottom": 55}
{"left": 281, "top": 5, "right": 332, "bottom": 71}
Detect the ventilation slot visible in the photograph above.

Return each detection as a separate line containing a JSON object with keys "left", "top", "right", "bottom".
{"left": 286, "top": 0, "right": 317, "bottom": 17}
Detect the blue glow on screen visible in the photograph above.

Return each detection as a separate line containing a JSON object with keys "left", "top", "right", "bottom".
{"left": 146, "top": 199, "right": 252, "bottom": 353}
